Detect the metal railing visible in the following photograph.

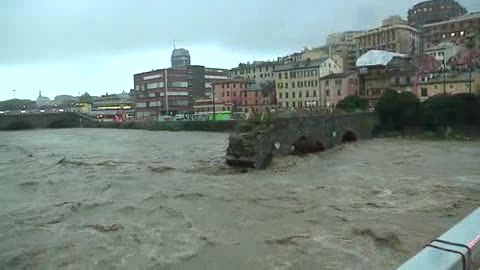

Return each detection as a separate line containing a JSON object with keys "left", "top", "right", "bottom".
{"left": 397, "top": 208, "right": 480, "bottom": 270}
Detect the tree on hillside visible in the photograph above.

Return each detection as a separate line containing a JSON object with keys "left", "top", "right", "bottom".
{"left": 0, "top": 99, "right": 36, "bottom": 110}
{"left": 336, "top": 96, "right": 369, "bottom": 113}
{"left": 78, "top": 93, "right": 93, "bottom": 104}
{"left": 375, "top": 90, "right": 420, "bottom": 130}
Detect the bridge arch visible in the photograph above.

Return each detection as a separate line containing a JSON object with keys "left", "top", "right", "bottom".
{"left": 291, "top": 136, "right": 326, "bottom": 154}
{"left": 341, "top": 130, "right": 358, "bottom": 143}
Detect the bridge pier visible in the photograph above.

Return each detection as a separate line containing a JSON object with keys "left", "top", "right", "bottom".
{"left": 226, "top": 113, "right": 378, "bottom": 169}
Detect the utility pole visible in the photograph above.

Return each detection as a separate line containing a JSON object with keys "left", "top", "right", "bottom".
{"left": 443, "top": 58, "right": 446, "bottom": 94}
{"left": 12, "top": 90, "right": 16, "bottom": 99}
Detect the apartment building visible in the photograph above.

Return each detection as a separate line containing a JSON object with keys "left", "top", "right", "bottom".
{"left": 422, "top": 12, "right": 480, "bottom": 50}
{"left": 133, "top": 67, "right": 227, "bottom": 120}
{"left": 355, "top": 16, "right": 419, "bottom": 56}
{"left": 417, "top": 72, "right": 477, "bottom": 101}
{"left": 274, "top": 57, "right": 343, "bottom": 109}
{"left": 279, "top": 48, "right": 346, "bottom": 72}
{"left": 356, "top": 50, "right": 417, "bottom": 107}
{"left": 210, "top": 79, "right": 275, "bottom": 113}
{"left": 228, "top": 61, "right": 278, "bottom": 85}
{"left": 319, "top": 72, "right": 360, "bottom": 107}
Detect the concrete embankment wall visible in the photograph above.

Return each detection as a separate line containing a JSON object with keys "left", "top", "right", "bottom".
{"left": 83, "top": 119, "right": 240, "bottom": 132}
{"left": 0, "top": 113, "right": 81, "bottom": 130}
{"left": 0, "top": 113, "right": 239, "bottom": 132}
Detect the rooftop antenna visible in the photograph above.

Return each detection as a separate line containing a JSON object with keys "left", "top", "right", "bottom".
{"left": 173, "top": 40, "right": 176, "bottom": 50}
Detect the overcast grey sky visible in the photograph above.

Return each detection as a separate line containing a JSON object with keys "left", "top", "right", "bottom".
{"left": 1, "top": 0, "right": 479, "bottom": 101}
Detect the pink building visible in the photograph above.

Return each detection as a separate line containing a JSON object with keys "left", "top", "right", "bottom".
{"left": 319, "top": 72, "right": 359, "bottom": 107}
{"left": 211, "top": 79, "right": 276, "bottom": 112}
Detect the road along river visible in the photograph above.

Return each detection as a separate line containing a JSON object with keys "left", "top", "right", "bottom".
{"left": 0, "top": 129, "right": 479, "bottom": 269}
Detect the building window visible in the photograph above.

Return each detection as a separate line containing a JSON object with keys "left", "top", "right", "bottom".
{"left": 326, "top": 90, "right": 330, "bottom": 96}
{"left": 278, "top": 73, "right": 282, "bottom": 79}
{"left": 460, "top": 31, "right": 465, "bottom": 36}
{"left": 222, "top": 92, "right": 225, "bottom": 97}
{"left": 292, "top": 102, "right": 296, "bottom": 108}
{"left": 335, "top": 79, "right": 342, "bottom": 86}
{"left": 279, "top": 93, "right": 283, "bottom": 99}
{"left": 395, "top": 77, "right": 400, "bottom": 85}
{"left": 255, "top": 92, "right": 258, "bottom": 97}
{"left": 292, "top": 92, "right": 296, "bottom": 98}
{"left": 292, "top": 82, "right": 295, "bottom": 88}
{"left": 306, "top": 91, "right": 309, "bottom": 97}
{"left": 451, "top": 32, "right": 455, "bottom": 37}
{"left": 222, "top": 84, "right": 225, "bottom": 89}
{"left": 315, "top": 80, "right": 318, "bottom": 87}
{"left": 434, "top": 85, "right": 438, "bottom": 90}
{"left": 313, "top": 91, "right": 317, "bottom": 97}
{"left": 299, "top": 91, "right": 303, "bottom": 98}
{"left": 421, "top": 88, "right": 428, "bottom": 97}
{"left": 406, "top": 76, "right": 411, "bottom": 84}
{"left": 337, "top": 89, "right": 342, "bottom": 96}
{"left": 244, "top": 92, "right": 247, "bottom": 97}
{"left": 285, "top": 83, "right": 289, "bottom": 89}
{"left": 325, "top": 80, "right": 329, "bottom": 87}
{"left": 277, "top": 83, "right": 283, "bottom": 89}
{"left": 227, "top": 91, "right": 230, "bottom": 96}
{"left": 233, "top": 83, "right": 236, "bottom": 88}
{"left": 285, "top": 92, "right": 289, "bottom": 98}
{"left": 244, "top": 100, "right": 247, "bottom": 105}
{"left": 285, "top": 72, "right": 288, "bottom": 79}
{"left": 278, "top": 102, "right": 282, "bottom": 108}
{"left": 286, "top": 101, "right": 289, "bottom": 108}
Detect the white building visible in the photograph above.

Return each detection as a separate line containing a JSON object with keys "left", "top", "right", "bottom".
{"left": 424, "top": 42, "right": 460, "bottom": 68}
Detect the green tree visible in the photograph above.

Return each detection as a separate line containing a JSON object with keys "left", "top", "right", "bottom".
{"left": 419, "top": 93, "right": 480, "bottom": 128}
{"left": 375, "top": 90, "right": 420, "bottom": 130}
{"left": 336, "top": 96, "right": 369, "bottom": 113}
{"left": 0, "top": 99, "right": 36, "bottom": 110}
{"left": 78, "top": 93, "right": 93, "bottom": 104}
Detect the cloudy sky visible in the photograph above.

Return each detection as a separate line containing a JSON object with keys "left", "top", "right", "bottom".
{"left": 2, "top": 0, "right": 479, "bottom": 101}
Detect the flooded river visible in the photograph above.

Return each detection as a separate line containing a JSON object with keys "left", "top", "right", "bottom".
{"left": 0, "top": 129, "right": 479, "bottom": 270}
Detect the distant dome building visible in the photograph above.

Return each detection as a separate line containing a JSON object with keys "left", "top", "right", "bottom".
{"left": 171, "top": 48, "right": 191, "bottom": 68}
{"left": 408, "top": 0, "right": 467, "bottom": 27}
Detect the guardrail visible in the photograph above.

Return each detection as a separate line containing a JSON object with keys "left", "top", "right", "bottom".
{"left": 397, "top": 208, "right": 480, "bottom": 270}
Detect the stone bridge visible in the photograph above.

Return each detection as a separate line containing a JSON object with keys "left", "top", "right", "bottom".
{"left": 226, "top": 113, "right": 379, "bottom": 169}
{"left": 0, "top": 112, "right": 85, "bottom": 130}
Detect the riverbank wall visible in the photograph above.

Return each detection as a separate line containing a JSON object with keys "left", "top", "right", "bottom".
{"left": 84, "top": 120, "right": 240, "bottom": 132}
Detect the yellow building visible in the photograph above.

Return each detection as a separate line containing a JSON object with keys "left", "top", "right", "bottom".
{"left": 417, "top": 72, "right": 476, "bottom": 101}
{"left": 355, "top": 16, "right": 419, "bottom": 56}
{"left": 274, "top": 57, "right": 343, "bottom": 109}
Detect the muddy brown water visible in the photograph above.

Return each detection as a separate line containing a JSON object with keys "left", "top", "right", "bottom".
{"left": 0, "top": 129, "right": 479, "bottom": 270}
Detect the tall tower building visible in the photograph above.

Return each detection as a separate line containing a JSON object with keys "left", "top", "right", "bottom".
{"left": 171, "top": 48, "right": 191, "bottom": 68}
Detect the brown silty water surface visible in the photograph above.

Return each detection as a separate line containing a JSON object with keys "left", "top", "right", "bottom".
{"left": 0, "top": 129, "right": 479, "bottom": 270}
